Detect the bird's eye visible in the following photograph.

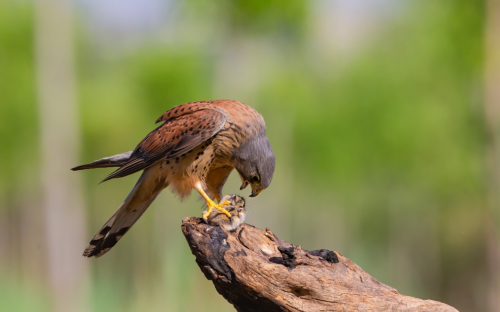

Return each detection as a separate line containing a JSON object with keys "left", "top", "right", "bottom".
{"left": 252, "top": 174, "right": 261, "bottom": 185}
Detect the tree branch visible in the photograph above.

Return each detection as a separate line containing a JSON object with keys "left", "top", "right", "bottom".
{"left": 182, "top": 217, "right": 458, "bottom": 312}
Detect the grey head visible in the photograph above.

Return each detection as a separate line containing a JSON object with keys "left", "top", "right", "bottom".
{"left": 232, "top": 133, "right": 275, "bottom": 197}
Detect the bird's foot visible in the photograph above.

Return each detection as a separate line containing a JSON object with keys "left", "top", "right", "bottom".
{"left": 202, "top": 199, "right": 232, "bottom": 221}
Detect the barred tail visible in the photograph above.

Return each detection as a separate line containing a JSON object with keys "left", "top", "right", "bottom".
{"left": 83, "top": 167, "right": 166, "bottom": 258}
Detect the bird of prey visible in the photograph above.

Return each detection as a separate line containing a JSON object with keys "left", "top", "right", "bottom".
{"left": 204, "top": 194, "right": 246, "bottom": 231}
{"left": 72, "top": 100, "right": 275, "bottom": 258}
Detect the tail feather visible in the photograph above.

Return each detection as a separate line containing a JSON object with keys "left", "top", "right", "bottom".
{"left": 71, "top": 151, "right": 133, "bottom": 171}
{"left": 83, "top": 166, "right": 166, "bottom": 258}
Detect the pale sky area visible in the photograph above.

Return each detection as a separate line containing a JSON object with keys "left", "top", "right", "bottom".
{"left": 78, "top": 0, "right": 404, "bottom": 52}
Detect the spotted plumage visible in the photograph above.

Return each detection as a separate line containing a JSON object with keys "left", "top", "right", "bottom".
{"left": 73, "top": 100, "right": 275, "bottom": 258}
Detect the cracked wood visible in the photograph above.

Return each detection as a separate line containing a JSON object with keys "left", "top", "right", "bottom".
{"left": 181, "top": 217, "right": 458, "bottom": 312}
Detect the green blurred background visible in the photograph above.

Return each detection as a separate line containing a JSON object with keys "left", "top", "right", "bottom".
{"left": 1, "top": 0, "right": 498, "bottom": 311}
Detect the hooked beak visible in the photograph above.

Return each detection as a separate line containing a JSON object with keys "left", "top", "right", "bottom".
{"left": 249, "top": 185, "right": 261, "bottom": 197}
{"left": 238, "top": 173, "right": 261, "bottom": 197}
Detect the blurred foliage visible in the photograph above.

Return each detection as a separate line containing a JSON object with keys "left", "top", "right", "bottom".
{"left": 223, "top": 0, "right": 307, "bottom": 36}
{"left": 0, "top": 0, "right": 490, "bottom": 311}
{"left": 185, "top": 0, "right": 306, "bottom": 36}
{"left": 0, "top": 1, "right": 37, "bottom": 199}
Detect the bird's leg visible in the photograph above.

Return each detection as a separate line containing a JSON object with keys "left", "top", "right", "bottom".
{"left": 194, "top": 182, "right": 231, "bottom": 220}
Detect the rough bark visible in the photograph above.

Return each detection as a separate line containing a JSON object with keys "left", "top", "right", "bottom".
{"left": 182, "top": 217, "right": 458, "bottom": 312}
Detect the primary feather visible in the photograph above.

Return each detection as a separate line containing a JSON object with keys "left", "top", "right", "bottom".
{"left": 71, "top": 151, "right": 133, "bottom": 171}
{"left": 83, "top": 166, "right": 165, "bottom": 257}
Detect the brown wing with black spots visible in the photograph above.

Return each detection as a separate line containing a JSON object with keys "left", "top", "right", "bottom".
{"left": 101, "top": 107, "right": 226, "bottom": 183}
{"left": 155, "top": 101, "right": 221, "bottom": 124}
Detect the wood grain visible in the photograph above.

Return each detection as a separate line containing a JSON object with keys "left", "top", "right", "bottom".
{"left": 182, "top": 217, "right": 458, "bottom": 312}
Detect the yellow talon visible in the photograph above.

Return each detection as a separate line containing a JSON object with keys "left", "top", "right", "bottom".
{"left": 202, "top": 199, "right": 232, "bottom": 220}
{"left": 194, "top": 182, "right": 232, "bottom": 220}
{"left": 218, "top": 200, "right": 231, "bottom": 215}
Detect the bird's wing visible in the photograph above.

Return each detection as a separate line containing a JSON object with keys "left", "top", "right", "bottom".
{"left": 101, "top": 106, "right": 226, "bottom": 183}
{"left": 71, "top": 151, "right": 133, "bottom": 171}
{"left": 83, "top": 165, "right": 165, "bottom": 258}
{"left": 154, "top": 101, "right": 222, "bottom": 124}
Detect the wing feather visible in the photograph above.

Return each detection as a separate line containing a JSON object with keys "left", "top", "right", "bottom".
{"left": 84, "top": 167, "right": 165, "bottom": 257}
{"left": 71, "top": 151, "right": 133, "bottom": 171}
{"left": 100, "top": 106, "right": 226, "bottom": 183}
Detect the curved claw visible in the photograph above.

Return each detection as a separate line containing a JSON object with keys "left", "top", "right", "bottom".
{"left": 202, "top": 200, "right": 232, "bottom": 220}
{"left": 194, "top": 182, "right": 232, "bottom": 221}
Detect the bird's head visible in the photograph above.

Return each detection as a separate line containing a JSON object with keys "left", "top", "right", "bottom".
{"left": 233, "top": 134, "right": 275, "bottom": 197}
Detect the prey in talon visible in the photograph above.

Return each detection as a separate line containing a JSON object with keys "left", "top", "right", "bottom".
{"left": 203, "top": 195, "right": 246, "bottom": 231}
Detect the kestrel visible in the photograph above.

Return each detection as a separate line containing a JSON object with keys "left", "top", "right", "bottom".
{"left": 72, "top": 100, "right": 275, "bottom": 258}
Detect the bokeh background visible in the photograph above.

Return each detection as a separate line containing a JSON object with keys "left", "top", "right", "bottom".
{"left": 1, "top": 0, "right": 498, "bottom": 311}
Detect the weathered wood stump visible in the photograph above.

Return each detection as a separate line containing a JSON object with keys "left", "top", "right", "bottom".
{"left": 182, "top": 217, "right": 458, "bottom": 312}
